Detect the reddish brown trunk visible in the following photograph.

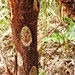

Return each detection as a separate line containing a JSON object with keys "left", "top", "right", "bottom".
{"left": 9, "top": 0, "right": 39, "bottom": 75}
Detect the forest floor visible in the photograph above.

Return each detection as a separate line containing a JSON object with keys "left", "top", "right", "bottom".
{"left": 37, "top": 18, "right": 75, "bottom": 75}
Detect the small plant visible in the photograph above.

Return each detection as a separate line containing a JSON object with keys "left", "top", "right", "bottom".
{"left": 42, "top": 17, "right": 75, "bottom": 44}
{"left": 42, "top": 30, "right": 63, "bottom": 44}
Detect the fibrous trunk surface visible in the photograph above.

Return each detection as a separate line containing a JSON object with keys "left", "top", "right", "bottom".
{"left": 9, "top": 0, "right": 39, "bottom": 75}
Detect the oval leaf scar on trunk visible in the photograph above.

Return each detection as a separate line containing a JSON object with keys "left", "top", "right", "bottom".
{"left": 20, "top": 26, "right": 32, "bottom": 47}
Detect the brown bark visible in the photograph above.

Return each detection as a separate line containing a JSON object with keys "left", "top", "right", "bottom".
{"left": 9, "top": 0, "right": 39, "bottom": 75}
{"left": 60, "top": 0, "right": 75, "bottom": 21}
{"left": 60, "top": 0, "right": 75, "bottom": 14}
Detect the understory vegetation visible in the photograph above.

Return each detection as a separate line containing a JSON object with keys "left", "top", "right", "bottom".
{"left": 0, "top": 0, "right": 75, "bottom": 75}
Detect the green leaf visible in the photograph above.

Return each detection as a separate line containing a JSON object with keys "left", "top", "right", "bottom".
{"left": 41, "top": 37, "right": 53, "bottom": 44}
{"left": 63, "top": 17, "right": 74, "bottom": 25}
{"left": 64, "top": 17, "right": 75, "bottom": 41}
{"left": 42, "top": 30, "right": 64, "bottom": 44}
{"left": 51, "top": 31, "right": 64, "bottom": 43}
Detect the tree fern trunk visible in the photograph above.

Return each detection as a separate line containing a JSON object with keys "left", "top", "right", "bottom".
{"left": 9, "top": 0, "right": 39, "bottom": 75}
